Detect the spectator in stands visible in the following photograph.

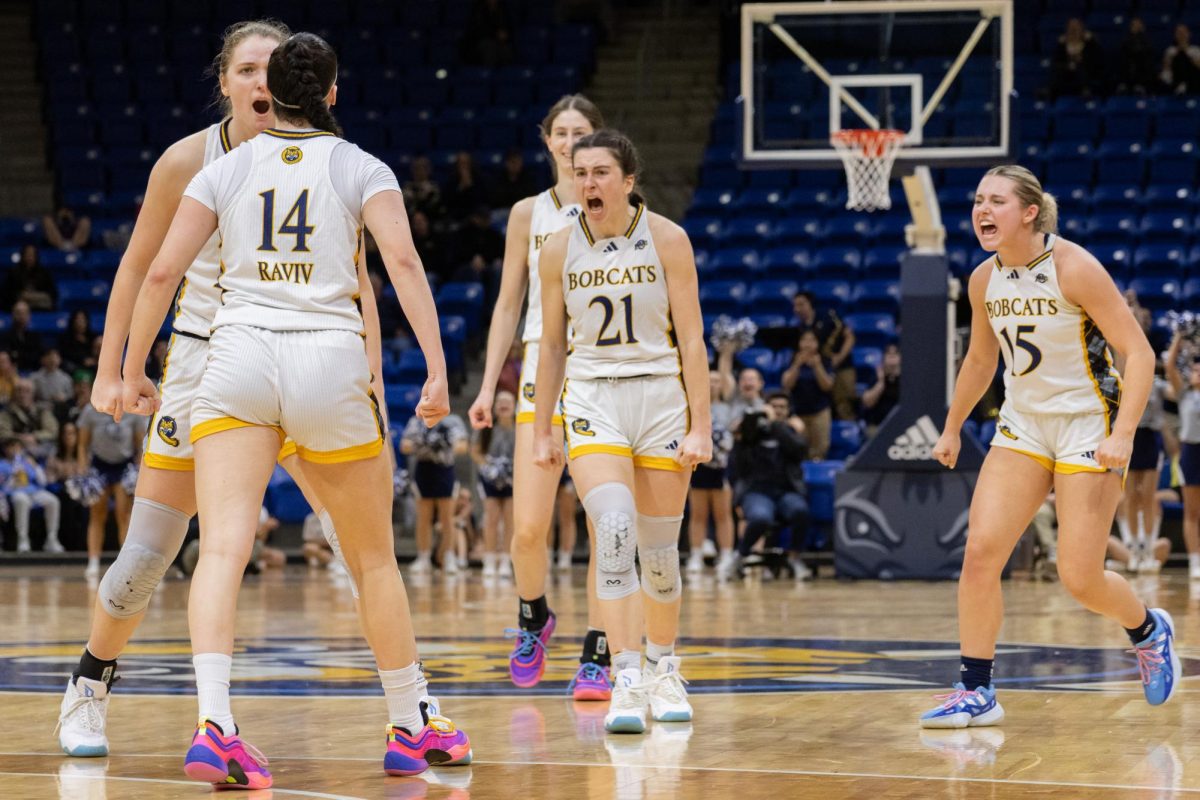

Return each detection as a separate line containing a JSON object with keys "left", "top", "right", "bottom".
{"left": 42, "top": 205, "right": 91, "bottom": 252}
{"left": 721, "top": 343, "right": 765, "bottom": 430}
{"left": 731, "top": 391, "right": 811, "bottom": 580}
{"left": 490, "top": 148, "right": 539, "bottom": 209}
{"left": 1161, "top": 23, "right": 1200, "bottom": 95}
{"left": 403, "top": 156, "right": 444, "bottom": 222}
{"left": 461, "top": 0, "right": 514, "bottom": 67}
{"left": 48, "top": 421, "right": 87, "bottom": 548}
{"left": 31, "top": 348, "right": 73, "bottom": 418}
{"left": 0, "top": 351, "right": 16, "bottom": 406}
{"left": 3, "top": 301, "right": 44, "bottom": 372}
{"left": 401, "top": 412, "right": 470, "bottom": 575}
{"left": 0, "top": 436, "right": 62, "bottom": 553}
{"left": 862, "top": 342, "right": 901, "bottom": 436}
{"left": 66, "top": 375, "right": 91, "bottom": 425}
{"left": 792, "top": 291, "right": 856, "bottom": 421}
{"left": 2, "top": 244, "right": 57, "bottom": 311}
{"left": 782, "top": 329, "right": 833, "bottom": 460}
{"left": 57, "top": 309, "right": 96, "bottom": 376}
{"left": 451, "top": 204, "right": 504, "bottom": 315}
{"left": 444, "top": 152, "right": 488, "bottom": 221}
{"left": 1117, "top": 18, "right": 1159, "bottom": 95}
{"left": 1050, "top": 17, "right": 1106, "bottom": 98}
{"left": 368, "top": 270, "right": 410, "bottom": 354}
{"left": 410, "top": 211, "right": 447, "bottom": 281}
{"left": 77, "top": 400, "right": 146, "bottom": 578}
{"left": 0, "top": 379, "right": 59, "bottom": 458}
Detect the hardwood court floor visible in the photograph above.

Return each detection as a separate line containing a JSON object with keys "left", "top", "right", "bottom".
{"left": 0, "top": 563, "right": 1198, "bottom": 798}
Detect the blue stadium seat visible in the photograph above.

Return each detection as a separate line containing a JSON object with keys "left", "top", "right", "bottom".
{"left": 804, "top": 279, "right": 852, "bottom": 311}
{"left": 746, "top": 280, "right": 798, "bottom": 316}
{"left": 718, "top": 217, "right": 773, "bottom": 248}
{"left": 809, "top": 247, "right": 861, "bottom": 279}
{"left": 978, "top": 420, "right": 996, "bottom": 445}
{"left": 30, "top": 311, "right": 70, "bottom": 334}
{"left": 435, "top": 282, "right": 484, "bottom": 334}
{"left": 862, "top": 246, "right": 904, "bottom": 278}
{"left": 821, "top": 217, "right": 874, "bottom": 246}
{"left": 1181, "top": 278, "right": 1200, "bottom": 304}
{"left": 688, "top": 189, "right": 733, "bottom": 217}
{"left": 440, "top": 314, "right": 466, "bottom": 376}
{"left": 1128, "top": 276, "right": 1180, "bottom": 312}
{"left": 851, "top": 280, "right": 899, "bottom": 314}
{"left": 734, "top": 189, "right": 787, "bottom": 217}
{"left": 1142, "top": 185, "right": 1193, "bottom": 214}
{"left": 1083, "top": 213, "right": 1138, "bottom": 248}
{"left": 57, "top": 279, "right": 109, "bottom": 311}
{"left": 843, "top": 312, "right": 896, "bottom": 348}
{"left": 1103, "top": 106, "right": 1153, "bottom": 143}
{"left": 1043, "top": 143, "right": 1094, "bottom": 186}
{"left": 736, "top": 346, "right": 775, "bottom": 376}
{"left": 265, "top": 466, "right": 309, "bottom": 524}
{"left": 1090, "top": 185, "right": 1141, "bottom": 214}
{"left": 385, "top": 350, "right": 429, "bottom": 385}
{"left": 698, "top": 280, "right": 746, "bottom": 316}
{"left": 803, "top": 460, "right": 844, "bottom": 525}
{"left": 1147, "top": 142, "right": 1198, "bottom": 186}
{"left": 1093, "top": 143, "right": 1145, "bottom": 186}
{"left": 385, "top": 383, "right": 424, "bottom": 429}
{"left": 773, "top": 218, "right": 823, "bottom": 247}
{"left": 827, "top": 421, "right": 862, "bottom": 460}
{"left": 760, "top": 248, "right": 811, "bottom": 281}
{"left": 851, "top": 346, "right": 882, "bottom": 385}
{"left": 1137, "top": 215, "right": 1190, "bottom": 246}
{"left": 1090, "top": 244, "right": 1133, "bottom": 278}
{"left": 1133, "top": 244, "right": 1186, "bottom": 278}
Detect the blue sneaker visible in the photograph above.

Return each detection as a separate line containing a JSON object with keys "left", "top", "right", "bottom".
{"left": 1130, "top": 608, "right": 1181, "bottom": 706}
{"left": 919, "top": 683, "right": 1004, "bottom": 729}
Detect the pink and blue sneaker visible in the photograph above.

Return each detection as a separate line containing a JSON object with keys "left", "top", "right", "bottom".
{"left": 420, "top": 696, "right": 473, "bottom": 765}
{"left": 183, "top": 718, "right": 272, "bottom": 790}
{"left": 569, "top": 662, "right": 612, "bottom": 701}
{"left": 504, "top": 612, "right": 556, "bottom": 688}
{"left": 1130, "top": 608, "right": 1181, "bottom": 706}
{"left": 919, "top": 683, "right": 1004, "bottom": 729}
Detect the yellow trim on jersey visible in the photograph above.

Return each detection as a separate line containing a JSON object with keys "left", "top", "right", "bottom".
{"left": 219, "top": 118, "right": 232, "bottom": 153}
{"left": 297, "top": 437, "right": 384, "bottom": 464}
{"left": 1079, "top": 316, "right": 1113, "bottom": 436}
{"left": 623, "top": 203, "right": 644, "bottom": 239}
{"left": 549, "top": 187, "right": 562, "bottom": 210}
{"left": 569, "top": 443, "right": 634, "bottom": 460}
{"left": 191, "top": 417, "right": 285, "bottom": 444}
{"left": 278, "top": 440, "right": 298, "bottom": 461}
{"left": 1055, "top": 462, "right": 1108, "bottom": 475}
{"left": 578, "top": 215, "right": 596, "bottom": 247}
{"left": 994, "top": 245, "right": 1053, "bottom": 271}
{"left": 517, "top": 411, "right": 564, "bottom": 425}
{"left": 263, "top": 128, "right": 336, "bottom": 140}
{"left": 992, "top": 443, "right": 1054, "bottom": 472}
{"left": 633, "top": 455, "right": 684, "bottom": 472}
{"left": 143, "top": 452, "right": 195, "bottom": 472}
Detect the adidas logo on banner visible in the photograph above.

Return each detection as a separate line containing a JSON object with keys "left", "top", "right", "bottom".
{"left": 603, "top": 241, "right": 619, "bottom": 253}
{"left": 887, "top": 415, "right": 941, "bottom": 461}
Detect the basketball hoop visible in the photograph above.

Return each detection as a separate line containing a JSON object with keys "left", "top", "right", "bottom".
{"left": 831, "top": 129, "right": 905, "bottom": 212}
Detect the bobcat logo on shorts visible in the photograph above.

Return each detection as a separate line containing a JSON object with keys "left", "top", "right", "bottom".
{"left": 998, "top": 424, "right": 1018, "bottom": 441}
{"left": 571, "top": 419, "right": 596, "bottom": 437}
{"left": 281, "top": 146, "right": 303, "bottom": 165}
{"left": 522, "top": 383, "right": 535, "bottom": 402}
{"left": 157, "top": 416, "right": 180, "bottom": 448}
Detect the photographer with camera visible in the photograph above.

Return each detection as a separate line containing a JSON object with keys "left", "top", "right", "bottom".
{"left": 731, "top": 391, "right": 812, "bottom": 580}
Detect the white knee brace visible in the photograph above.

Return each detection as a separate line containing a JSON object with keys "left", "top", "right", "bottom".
{"left": 638, "top": 513, "right": 683, "bottom": 602}
{"left": 99, "top": 498, "right": 191, "bottom": 618}
{"left": 581, "top": 482, "right": 640, "bottom": 600}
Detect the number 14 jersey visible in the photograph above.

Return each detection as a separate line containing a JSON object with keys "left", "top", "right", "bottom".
{"left": 983, "top": 234, "right": 1120, "bottom": 419}
{"left": 562, "top": 204, "right": 680, "bottom": 381}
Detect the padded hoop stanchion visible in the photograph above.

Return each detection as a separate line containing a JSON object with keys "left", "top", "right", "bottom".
{"left": 831, "top": 129, "right": 905, "bottom": 212}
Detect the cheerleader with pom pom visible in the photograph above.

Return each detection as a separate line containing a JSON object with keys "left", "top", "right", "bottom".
{"left": 472, "top": 391, "right": 516, "bottom": 577}
{"left": 76, "top": 400, "right": 147, "bottom": 577}
{"left": 400, "top": 411, "right": 468, "bottom": 574}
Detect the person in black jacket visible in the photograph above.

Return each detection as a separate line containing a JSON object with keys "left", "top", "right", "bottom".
{"left": 732, "top": 391, "right": 811, "bottom": 579}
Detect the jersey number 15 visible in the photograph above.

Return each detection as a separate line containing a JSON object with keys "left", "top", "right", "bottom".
{"left": 999, "top": 324, "right": 1043, "bottom": 376}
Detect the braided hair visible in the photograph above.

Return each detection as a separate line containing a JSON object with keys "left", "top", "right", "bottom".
{"left": 267, "top": 32, "right": 342, "bottom": 136}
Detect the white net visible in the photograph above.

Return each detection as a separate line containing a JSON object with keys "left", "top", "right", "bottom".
{"left": 831, "top": 129, "right": 905, "bottom": 212}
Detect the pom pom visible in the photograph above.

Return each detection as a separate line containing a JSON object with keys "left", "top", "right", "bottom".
{"left": 66, "top": 469, "right": 106, "bottom": 507}
{"left": 478, "top": 455, "right": 513, "bottom": 490}
{"left": 709, "top": 315, "right": 758, "bottom": 354}
{"left": 120, "top": 462, "right": 139, "bottom": 496}
{"left": 393, "top": 467, "right": 411, "bottom": 498}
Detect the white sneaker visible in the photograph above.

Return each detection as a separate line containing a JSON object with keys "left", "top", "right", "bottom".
{"left": 789, "top": 557, "right": 813, "bottom": 581}
{"left": 1189, "top": 561, "right": 1200, "bottom": 581}
{"left": 701, "top": 539, "right": 717, "bottom": 559}
{"left": 1140, "top": 558, "right": 1163, "bottom": 574}
{"left": 409, "top": 555, "right": 432, "bottom": 575}
{"left": 643, "top": 656, "right": 692, "bottom": 722}
{"left": 482, "top": 553, "right": 497, "bottom": 577}
{"left": 604, "top": 668, "right": 648, "bottom": 733}
{"left": 57, "top": 677, "right": 110, "bottom": 757}
{"left": 17, "top": 537, "right": 31, "bottom": 554}
{"left": 44, "top": 537, "right": 65, "bottom": 554}
{"left": 716, "top": 552, "right": 740, "bottom": 582}
{"left": 498, "top": 557, "right": 512, "bottom": 578}
{"left": 556, "top": 550, "right": 572, "bottom": 571}
{"left": 84, "top": 559, "right": 100, "bottom": 578}
{"left": 444, "top": 552, "right": 460, "bottom": 575}
{"left": 685, "top": 552, "right": 704, "bottom": 575}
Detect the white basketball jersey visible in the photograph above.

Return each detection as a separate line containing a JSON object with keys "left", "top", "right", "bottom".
{"left": 984, "top": 235, "right": 1121, "bottom": 420}
{"left": 171, "top": 119, "right": 233, "bottom": 338}
{"left": 562, "top": 204, "right": 679, "bottom": 380}
{"left": 524, "top": 188, "right": 580, "bottom": 343}
{"left": 210, "top": 130, "right": 363, "bottom": 333}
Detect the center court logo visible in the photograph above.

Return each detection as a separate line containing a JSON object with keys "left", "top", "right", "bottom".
{"left": 887, "top": 415, "right": 940, "bottom": 461}
{"left": 0, "top": 637, "right": 1185, "bottom": 696}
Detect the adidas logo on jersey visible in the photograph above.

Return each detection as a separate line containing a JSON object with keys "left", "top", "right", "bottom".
{"left": 603, "top": 242, "right": 619, "bottom": 253}
{"left": 566, "top": 208, "right": 580, "bottom": 218}
{"left": 1008, "top": 270, "right": 1020, "bottom": 279}
{"left": 887, "top": 415, "right": 941, "bottom": 461}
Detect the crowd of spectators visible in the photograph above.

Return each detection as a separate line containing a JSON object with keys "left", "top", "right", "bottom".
{"left": 1050, "top": 17, "right": 1200, "bottom": 98}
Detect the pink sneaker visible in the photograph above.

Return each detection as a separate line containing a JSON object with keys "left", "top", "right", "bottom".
{"left": 569, "top": 662, "right": 612, "bottom": 701}
{"left": 505, "top": 612, "right": 556, "bottom": 688}
{"left": 420, "top": 697, "right": 472, "bottom": 765}
{"left": 183, "top": 718, "right": 271, "bottom": 790}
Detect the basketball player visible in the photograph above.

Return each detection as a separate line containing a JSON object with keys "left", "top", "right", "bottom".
{"left": 120, "top": 33, "right": 469, "bottom": 786}
{"left": 921, "top": 165, "right": 1177, "bottom": 729}
{"left": 56, "top": 20, "right": 373, "bottom": 758}
{"left": 1165, "top": 330, "right": 1200, "bottom": 578}
{"left": 532, "top": 130, "right": 712, "bottom": 734}
{"left": 467, "top": 96, "right": 614, "bottom": 698}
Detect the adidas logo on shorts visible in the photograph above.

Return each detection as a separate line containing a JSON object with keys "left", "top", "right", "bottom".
{"left": 887, "top": 415, "right": 940, "bottom": 461}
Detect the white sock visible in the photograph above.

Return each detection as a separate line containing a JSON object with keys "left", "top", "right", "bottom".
{"left": 194, "top": 653, "right": 235, "bottom": 733}
{"left": 646, "top": 640, "right": 675, "bottom": 668}
{"left": 416, "top": 662, "right": 429, "bottom": 698}
{"left": 1136, "top": 511, "right": 1147, "bottom": 545}
{"left": 1116, "top": 515, "right": 1132, "bottom": 545}
{"left": 1190, "top": 553, "right": 1200, "bottom": 568}
{"left": 613, "top": 649, "right": 641, "bottom": 674}
{"left": 87, "top": 556, "right": 99, "bottom": 570}
{"left": 379, "top": 663, "right": 424, "bottom": 734}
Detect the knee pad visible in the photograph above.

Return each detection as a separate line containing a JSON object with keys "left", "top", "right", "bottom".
{"left": 581, "top": 482, "right": 639, "bottom": 600}
{"left": 99, "top": 498, "right": 190, "bottom": 619}
{"left": 320, "top": 509, "right": 359, "bottom": 600}
{"left": 637, "top": 514, "right": 683, "bottom": 602}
